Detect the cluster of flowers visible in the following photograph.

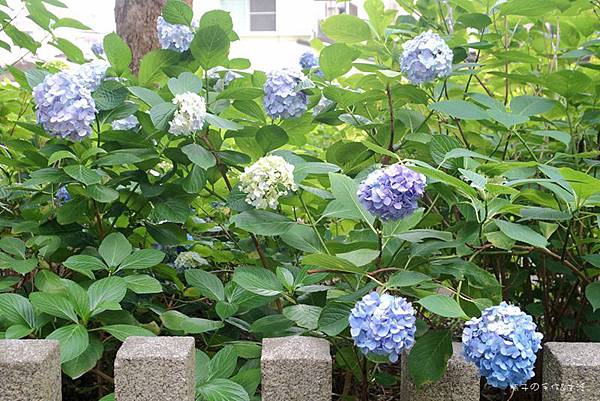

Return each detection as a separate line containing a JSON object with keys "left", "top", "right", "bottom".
{"left": 349, "top": 295, "right": 543, "bottom": 389}
{"left": 238, "top": 155, "right": 297, "bottom": 209}
{"left": 349, "top": 291, "right": 417, "bottom": 363}
{"left": 357, "top": 164, "right": 426, "bottom": 221}
{"left": 169, "top": 92, "right": 207, "bottom": 136}
{"left": 111, "top": 115, "right": 139, "bottom": 131}
{"left": 263, "top": 68, "right": 308, "bottom": 120}
{"left": 400, "top": 30, "right": 454, "bottom": 85}
{"left": 32, "top": 60, "right": 109, "bottom": 141}
{"left": 463, "top": 302, "right": 543, "bottom": 389}
{"left": 157, "top": 16, "right": 196, "bottom": 52}
{"left": 299, "top": 51, "right": 323, "bottom": 77}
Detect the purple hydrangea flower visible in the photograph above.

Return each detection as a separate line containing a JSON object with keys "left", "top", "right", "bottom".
{"left": 349, "top": 291, "right": 417, "bottom": 363}
{"left": 91, "top": 42, "right": 104, "bottom": 57}
{"left": 299, "top": 51, "right": 323, "bottom": 77}
{"left": 33, "top": 72, "right": 97, "bottom": 141}
{"left": 357, "top": 164, "right": 426, "bottom": 221}
{"left": 111, "top": 115, "right": 139, "bottom": 131}
{"left": 157, "top": 16, "right": 194, "bottom": 52}
{"left": 462, "top": 302, "right": 543, "bottom": 389}
{"left": 71, "top": 60, "right": 109, "bottom": 92}
{"left": 400, "top": 30, "right": 453, "bottom": 84}
{"left": 55, "top": 186, "right": 71, "bottom": 204}
{"left": 263, "top": 68, "right": 308, "bottom": 119}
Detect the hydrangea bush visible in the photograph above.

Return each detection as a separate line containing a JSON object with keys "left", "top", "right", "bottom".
{"left": 1, "top": 0, "right": 599, "bottom": 400}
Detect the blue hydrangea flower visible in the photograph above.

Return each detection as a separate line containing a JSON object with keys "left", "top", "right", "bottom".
{"left": 462, "top": 302, "right": 543, "bottom": 389}
{"left": 157, "top": 16, "right": 194, "bottom": 52}
{"left": 91, "top": 42, "right": 104, "bottom": 57}
{"left": 299, "top": 51, "right": 323, "bottom": 76}
{"left": 400, "top": 30, "right": 453, "bottom": 84}
{"left": 55, "top": 186, "right": 71, "bottom": 204}
{"left": 357, "top": 164, "right": 426, "bottom": 221}
{"left": 32, "top": 72, "right": 97, "bottom": 141}
{"left": 111, "top": 115, "right": 139, "bottom": 131}
{"left": 71, "top": 60, "right": 109, "bottom": 92}
{"left": 263, "top": 68, "right": 308, "bottom": 119}
{"left": 349, "top": 291, "right": 416, "bottom": 363}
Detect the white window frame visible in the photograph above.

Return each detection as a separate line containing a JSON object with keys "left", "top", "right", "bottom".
{"left": 220, "top": 0, "right": 278, "bottom": 35}
{"left": 248, "top": 0, "right": 277, "bottom": 32}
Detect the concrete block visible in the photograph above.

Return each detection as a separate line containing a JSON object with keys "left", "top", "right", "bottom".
{"left": 0, "top": 339, "right": 61, "bottom": 401}
{"left": 400, "top": 342, "right": 479, "bottom": 401}
{"left": 543, "top": 342, "right": 600, "bottom": 401}
{"left": 114, "top": 336, "right": 195, "bottom": 401}
{"left": 261, "top": 336, "right": 332, "bottom": 401}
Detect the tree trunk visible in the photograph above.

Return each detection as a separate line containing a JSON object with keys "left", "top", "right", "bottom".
{"left": 114, "top": 0, "right": 194, "bottom": 72}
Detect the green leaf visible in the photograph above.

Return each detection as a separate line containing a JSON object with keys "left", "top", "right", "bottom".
{"left": 559, "top": 167, "right": 600, "bottom": 201}
{"left": 162, "top": 0, "right": 193, "bottom": 25}
{"left": 150, "top": 102, "right": 177, "bottom": 131}
{"left": 51, "top": 38, "right": 84, "bottom": 63}
{"left": 102, "top": 324, "right": 155, "bottom": 341}
{"left": 160, "top": 310, "right": 224, "bottom": 334}
{"left": 320, "top": 43, "right": 357, "bottom": 80}
{"left": 190, "top": 25, "right": 230, "bottom": 69}
{"left": 138, "top": 49, "right": 181, "bottom": 85}
{"left": 0, "top": 293, "right": 36, "bottom": 327}
{"left": 323, "top": 173, "right": 375, "bottom": 228}
{"left": 250, "top": 314, "right": 293, "bottom": 334}
{"left": 457, "top": 13, "right": 492, "bottom": 29}
{"left": 408, "top": 330, "right": 453, "bottom": 388}
{"left": 99, "top": 232, "right": 132, "bottom": 267}
{"left": 232, "top": 266, "right": 283, "bottom": 296}
{"left": 429, "top": 100, "right": 488, "bottom": 120}
{"left": 86, "top": 184, "right": 119, "bottom": 203}
{"left": 318, "top": 302, "right": 352, "bottom": 336}
{"left": 63, "top": 165, "right": 101, "bottom": 185}
{"left": 499, "top": 0, "right": 558, "bottom": 16}
{"left": 62, "top": 335, "right": 103, "bottom": 379}
{"left": 320, "top": 14, "right": 371, "bottom": 43}
{"left": 510, "top": 96, "right": 555, "bottom": 116}
{"left": 283, "top": 304, "right": 322, "bottom": 330}
{"left": 586, "top": 282, "right": 600, "bottom": 312}
{"left": 411, "top": 165, "right": 477, "bottom": 199}
{"left": 93, "top": 80, "right": 128, "bottom": 111}
{"left": 279, "top": 224, "right": 325, "bottom": 254}
{"left": 494, "top": 219, "right": 549, "bottom": 248}
{"left": 181, "top": 143, "right": 216, "bottom": 169}
{"left": 29, "top": 292, "right": 78, "bottom": 323}
{"left": 103, "top": 32, "right": 132, "bottom": 75}
{"left": 217, "top": 87, "right": 264, "bottom": 101}
{"left": 197, "top": 379, "right": 249, "bottom": 401}
{"left": 53, "top": 18, "right": 91, "bottom": 30}
{"left": 256, "top": 125, "right": 288, "bottom": 154}
{"left": 0, "top": 237, "right": 26, "bottom": 258}
{"left": 168, "top": 72, "right": 203, "bottom": 96}
{"left": 417, "top": 295, "right": 467, "bottom": 318}
{"left": 205, "top": 114, "right": 243, "bottom": 130}
{"left": 544, "top": 70, "right": 591, "bottom": 98}
{"left": 185, "top": 269, "right": 225, "bottom": 301}
{"left": 337, "top": 249, "right": 380, "bottom": 267}
{"left": 128, "top": 86, "right": 164, "bottom": 107}
{"left": 63, "top": 255, "right": 106, "bottom": 278}
{"left": 87, "top": 276, "right": 127, "bottom": 316}
{"left": 117, "top": 249, "right": 165, "bottom": 271}
{"left": 302, "top": 253, "right": 364, "bottom": 274}
{"left": 47, "top": 324, "right": 89, "bottom": 363}
{"left": 387, "top": 271, "right": 431, "bottom": 288}
{"left": 123, "top": 274, "right": 163, "bottom": 294}
{"left": 231, "top": 210, "right": 295, "bottom": 236}
{"left": 208, "top": 346, "right": 238, "bottom": 380}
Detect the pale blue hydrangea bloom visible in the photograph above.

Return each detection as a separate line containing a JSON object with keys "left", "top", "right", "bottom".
{"left": 32, "top": 72, "right": 97, "bottom": 141}
{"left": 400, "top": 30, "right": 453, "bottom": 84}
{"left": 462, "top": 302, "right": 543, "bottom": 389}
{"left": 91, "top": 42, "right": 104, "bottom": 57}
{"left": 349, "top": 291, "right": 417, "bottom": 363}
{"left": 111, "top": 115, "right": 139, "bottom": 131}
{"left": 157, "top": 16, "right": 194, "bottom": 52}
{"left": 299, "top": 51, "right": 322, "bottom": 76}
{"left": 174, "top": 251, "right": 208, "bottom": 270}
{"left": 263, "top": 68, "right": 308, "bottom": 119}
{"left": 71, "top": 60, "right": 110, "bottom": 92}
{"left": 357, "top": 164, "right": 426, "bottom": 221}
{"left": 55, "top": 186, "right": 71, "bottom": 204}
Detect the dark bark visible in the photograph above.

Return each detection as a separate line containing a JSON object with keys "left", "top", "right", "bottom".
{"left": 114, "top": 0, "right": 193, "bottom": 72}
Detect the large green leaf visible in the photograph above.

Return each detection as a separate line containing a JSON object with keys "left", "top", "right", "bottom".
{"left": 408, "top": 330, "right": 453, "bottom": 388}
{"left": 182, "top": 143, "right": 216, "bottom": 169}
{"left": 320, "top": 14, "right": 371, "bottom": 43}
{"left": 320, "top": 43, "right": 357, "bottom": 80}
{"left": 98, "top": 232, "right": 132, "bottom": 268}
{"left": 0, "top": 293, "right": 36, "bottom": 327}
{"left": 429, "top": 100, "right": 488, "bottom": 120}
{"left": 103, "top": 33, "right": 132, "bottom": 75}
{"left": 417, "top": 295, "right": 468, "bottom": 319}
{"left": 29, "top": 292, "right": 78, "bottom": 323}
{"left": 197, "top": 379, "right": 249, "bottom": 401}
{"left": 231, "top": 210, "right": 295, "bottom": 236}
{"left": 232, "top": 266, "right": 283, "bottom": 297}
{"left": 283, "top": 304, "right": 322, "bottom": 330}
{"left": 47, "top": 324, "right": 89, "bottom": 363}
{"left": 117, "top": 249, "right": 164, "bottom": 271}
{"left": 323, "top": 173, "right": 375, "bottom": 228}
{"left": 190, "top": 25, "right": 230, "bottom": 69}
{"left": 185, "top": 269, "right": 225, "bottom": 301}
{"left": 302, "top": 253, "right": 364, "bottom": 274}
{"left": 87, "top": 277, "right": 127, "bottom": 316}
{"left": 102, "top": 324, "right": 155, "bottom": 341}
{"left": 162, "top": 0, "right": 193, "bottom": 25}
{"left": 494, "top": 220, "right": 549, "bottom": 248}
{"left": 62, "top": 335, "right": 104, "bottom": 379}
{"left": 585, "top": 282, "right": 600, "bottom": 313}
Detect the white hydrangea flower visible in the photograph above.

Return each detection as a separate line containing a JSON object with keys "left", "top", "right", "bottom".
{"left": 174, "top": 251, "right": 208, "bottom": 269}
{"left": 239, "top": 155, "right": 297, "bottom": 209}
{"left": 169, "top": 92, "right": 207, "bottom": 136}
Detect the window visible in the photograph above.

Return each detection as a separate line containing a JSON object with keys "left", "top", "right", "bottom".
{"left": 249, "top": 0, "right": 276, "bottom": 31}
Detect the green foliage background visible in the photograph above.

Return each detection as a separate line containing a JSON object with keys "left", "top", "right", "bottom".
{"left": 1, "top": 0, "right": 600, "bottom": 400}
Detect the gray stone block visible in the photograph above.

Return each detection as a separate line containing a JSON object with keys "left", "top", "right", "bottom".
{"left": 114, "top": 336, "right": 195, "bottom": 401}
{"left": 261, "top": 336, "right": 332, "bottom": 401}
{"left": 0, "top": 339, "right": 61, "bottom": 401}
{"left": 543, "top": 342, "right": 600, "bottom": 401}
{"left": 400, "top": 342, "right": 479, "bottom": 401}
